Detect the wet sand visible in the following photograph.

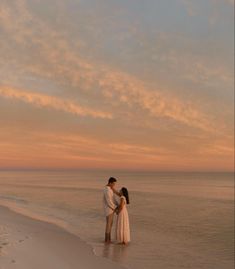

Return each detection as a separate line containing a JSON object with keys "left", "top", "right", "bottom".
{"left": 0, "top": 205, "right": 125, "bottom": 269}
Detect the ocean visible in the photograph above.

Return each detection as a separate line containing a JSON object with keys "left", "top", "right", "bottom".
{"left": 0, "top": 170, "right": 234, "bottom": 269}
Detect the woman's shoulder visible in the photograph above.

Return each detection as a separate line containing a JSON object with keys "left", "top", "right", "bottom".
{"left": 120, "top": 196, "right": 126, "bottom": 201}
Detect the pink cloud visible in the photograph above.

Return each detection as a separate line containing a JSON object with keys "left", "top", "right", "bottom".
{"left": 0, "top": 87, "right": 113, "bottom": 119}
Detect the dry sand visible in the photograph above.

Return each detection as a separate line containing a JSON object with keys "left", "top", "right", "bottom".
{"left": 0, "top": 205, "right": 125, "bottom": 269}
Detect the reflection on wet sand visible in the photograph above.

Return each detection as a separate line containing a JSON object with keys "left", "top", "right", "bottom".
{"left": 102, "top": 242, "right": 129, "bottom": 265}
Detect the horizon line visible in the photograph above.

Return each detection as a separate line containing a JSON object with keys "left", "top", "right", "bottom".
{"left": 0, "top": 168, "right": 234, "bottom": 174}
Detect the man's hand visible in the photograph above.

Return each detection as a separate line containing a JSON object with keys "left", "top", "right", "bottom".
{"left": 114, "top": 207, "right": 119, "bottom": 215}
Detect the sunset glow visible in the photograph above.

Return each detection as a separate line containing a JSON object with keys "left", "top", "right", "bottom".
{"left": 0, "top": 0, "right": 234, "bottom": 171}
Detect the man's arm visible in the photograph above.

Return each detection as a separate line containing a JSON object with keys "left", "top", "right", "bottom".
{"left": 104, "top": 188, "right": 116, "bottom": 210}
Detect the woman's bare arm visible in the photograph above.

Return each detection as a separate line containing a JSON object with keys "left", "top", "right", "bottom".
{"left": 118, "top": 197, "right": 125, "bottom": 213}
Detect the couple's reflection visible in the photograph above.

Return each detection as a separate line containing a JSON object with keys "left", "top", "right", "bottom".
{"left": 102, "top": 242, "right": 129, "bottom": 264}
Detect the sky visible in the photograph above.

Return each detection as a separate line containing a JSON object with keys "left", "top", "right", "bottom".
{"left": 0, "top": 0, "right": 234, "bottom": 171}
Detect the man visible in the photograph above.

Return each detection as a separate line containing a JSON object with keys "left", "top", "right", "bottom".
{"left": 103, "top": 177, "right": 118, "bottom": 243}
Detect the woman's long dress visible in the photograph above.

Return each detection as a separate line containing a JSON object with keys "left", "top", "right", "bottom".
{"left": 116, "top": 196, "right": 130, "bottom": 244}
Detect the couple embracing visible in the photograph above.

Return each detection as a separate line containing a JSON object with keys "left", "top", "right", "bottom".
{"left": 103, "top": 177, "right": 130, "bottom": 245}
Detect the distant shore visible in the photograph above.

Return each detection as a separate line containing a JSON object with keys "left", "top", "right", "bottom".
{"left": 0, "top": 205, "right": 125, "bottom": 269}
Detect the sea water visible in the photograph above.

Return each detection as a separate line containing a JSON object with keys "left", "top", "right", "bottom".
{"left": 0, "top": 170, "right": 234, "bottom": 269}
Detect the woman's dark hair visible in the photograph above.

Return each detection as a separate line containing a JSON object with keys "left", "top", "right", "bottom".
{"left": 108, "top": 177, "right": 117, "bottom": 184}
{"left": 121, "top": 187, "right": 130, "bottom": 204}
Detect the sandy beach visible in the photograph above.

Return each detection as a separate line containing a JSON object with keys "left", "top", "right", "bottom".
{"left": 0, "top": 205, "right": 125, "bottom": 269}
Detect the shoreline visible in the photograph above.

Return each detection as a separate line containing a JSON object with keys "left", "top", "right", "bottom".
{"left": 0, "top": 205, "right": 126, "bottom": 269}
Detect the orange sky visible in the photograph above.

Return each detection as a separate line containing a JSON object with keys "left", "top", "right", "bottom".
{"left": 0, "top": 0, "right": 234, "bottom": 171}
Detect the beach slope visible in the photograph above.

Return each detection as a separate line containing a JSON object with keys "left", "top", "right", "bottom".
{"left": 0, "top": 205, "right": 124, "bottom": 269}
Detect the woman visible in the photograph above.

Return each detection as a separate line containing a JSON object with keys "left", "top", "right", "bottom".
{"left": 115, "top": 187, "right": 130, "bottom": 244}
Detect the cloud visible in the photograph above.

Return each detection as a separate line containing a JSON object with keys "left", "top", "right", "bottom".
{"left": 0, "top": 0, "right": 219, "bottom": 133}
{"left": 0, "top": 87, "right": 113, "bottom": 119}
{"left": 180, "top": 0, "right": 197, "bottom": 16}
{"left": 99, "top": 71, "right": 218, "bottom": 132}
{"left": 0, "top": 128, "right": 171, "bottom": 170}
{"left": 0, "top": 128, "right": 233, "bottom": 171}
{"left": 221, "top": 0, "right": 234, "bottom": 5}
{"left": 0, "top": 0, "right": 233, "bottom": 171}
